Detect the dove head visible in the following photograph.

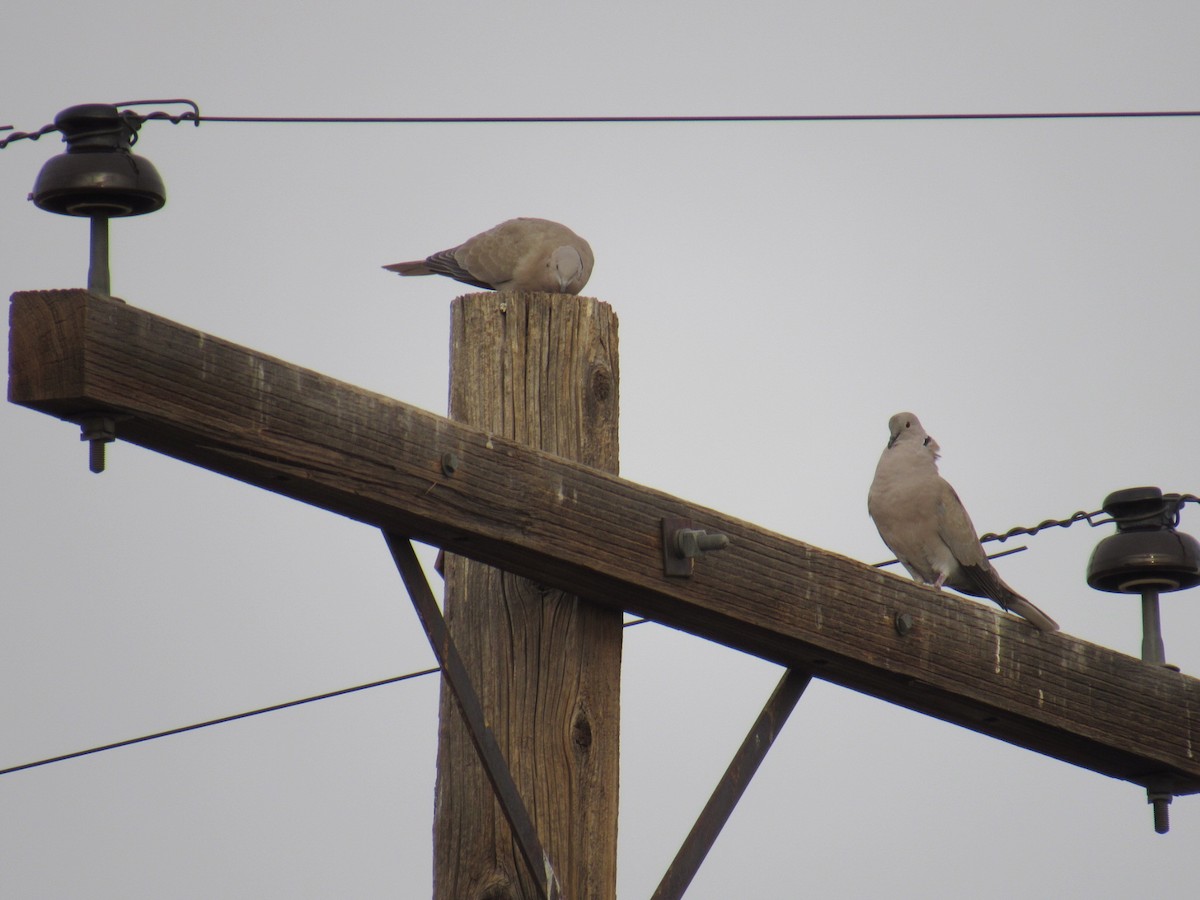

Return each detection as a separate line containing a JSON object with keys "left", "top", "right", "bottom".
{"left": 886, "top": 411, "right": 941, "bottom": 457}
{"left": 547, "top": 245, "right": 588, "bottom": 293}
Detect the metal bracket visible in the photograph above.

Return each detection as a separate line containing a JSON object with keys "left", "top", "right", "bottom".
{"left": 651, "top": 668, "right": 811, "bottom": 899}
{"left": 382, "top": 531, "right": 563, "bottom": 900}
{"left": 662, "top": 516, "right": 730, "bottom": 577}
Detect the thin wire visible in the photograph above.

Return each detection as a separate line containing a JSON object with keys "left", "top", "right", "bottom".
{"left": 113, "top": 98, "right": 200, "bottom": 120}
{"left": 0, "top": 120, "right": 60, "bottom": 149}
{"left": 877, "top": 494, "right": 1200, "bottom": 567}
{"left": 876, "top": 505, "right": 1104, "bottom": 568}
{"left": 875, "top": 544, "right": 1027, "bottom": 569}
{"left": 982, "top": 494, "right": 1200, "bottom": 543}
{"left": 0, "top": 616, "right": 654, "bottom": 777}
{"left": 6, "top": 106, "right": 1200, "bottom": 149}
{"left": 0, "top": 668, "right": 437, "bottom": 777}
{"left": 980, "top": 508, "right": 1104, "bottom": 543}
{"left": 185, "top": 110, "right": 1200, "bottom": 124}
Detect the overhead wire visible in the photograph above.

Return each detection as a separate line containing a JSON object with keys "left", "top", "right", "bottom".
{"left": 4, "top": 95, "right": 1199, "bottom": 776}
{"left": 874, "top": 505, "right": 1104, "bottom": 568}
{"left": 0, "top": 616, "right": 652, "bottom": 777}
{"left": 5, "top": 103, "right": 1200, "bottom": 149}
{"left": 148, "top": 109, "right": 1200, "bottom": 125}
{"left": 876, "top": 494, "right": 1200, "bottom": 568}
{"left": 0, "top": 669, "right": 437, "bottom": 777}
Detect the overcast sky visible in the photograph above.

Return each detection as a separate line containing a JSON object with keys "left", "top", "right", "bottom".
{"left": 4, "top": 2, "right": 1200, "bottom": 897}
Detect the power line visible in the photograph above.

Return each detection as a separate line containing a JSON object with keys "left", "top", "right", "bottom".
{"left": 876, "top": 494, "right": 1200, "bottom": 568}
{"left": 979, "top": 493, "right": 1200, "bottom": 544}
{"left": 979, "top": 508, "right": 1103, "bottom": 544}
{"left": 878, "top": 505, "right": 1096, "bottom": 569}
{"left": 6, "top": 104, "right": 1200, "bottom": 149}
{"left": 162, "top": 110, "right": 1200, "bottom": 125}
{"left": 0, "top": 668, "right": 437, "bottom": 777}
{"left": 152, "top": 108, "right": 1200, "bottom": 126}
{"left": 875, "top": 506, "right": 1104, "bottom": 568}
{"left": 875, "top": 544, "right": 1027, "bottom": 569}
{"left": 0, "top": 617, "right": 653, "bottom": 777}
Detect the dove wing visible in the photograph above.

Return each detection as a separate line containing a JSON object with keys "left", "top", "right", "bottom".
{"left": 936, "top": 480, "right": 988, "bottom": 569}
{"left": 421, "top": 248, "right": 498, "bottom": 290}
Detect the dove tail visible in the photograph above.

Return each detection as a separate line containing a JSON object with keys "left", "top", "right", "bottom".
{"left": 382, "top": 260, "right": 433, "bottom": 276}
{"left": 1004, "top": 596, "right": 1060, "bottom": 633}
{"left": 988, "top": 576, "right": 1060, "bottom": 632}
{"left": 952, "top": 564, "right": 1060, "bottom": 632}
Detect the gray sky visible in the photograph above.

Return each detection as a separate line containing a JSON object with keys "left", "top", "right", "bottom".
{"left": 4, "top": 2, "right": 1200, "bottom": 897}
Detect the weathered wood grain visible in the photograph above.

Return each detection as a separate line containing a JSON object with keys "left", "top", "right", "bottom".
{"left": 435, "top": 293, "right": 621, "bottom": 899}
{"left": 9, "top": 289, "right": 1200, "bottom": 797}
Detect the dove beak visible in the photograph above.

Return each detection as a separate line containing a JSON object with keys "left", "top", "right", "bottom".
{"left": 887, "top": 432, "right": 900, "bottom": 449}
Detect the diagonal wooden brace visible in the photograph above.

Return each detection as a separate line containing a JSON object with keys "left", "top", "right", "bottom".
{"left": 652, "top": 668, "right": 812, "bottom": 900}
{"left": 382, "top": 531, "right": 564, "bottom": 900}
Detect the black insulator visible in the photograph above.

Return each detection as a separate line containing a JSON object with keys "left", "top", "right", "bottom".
{"left": 1086, "top": 487, "right": 1200, "bottom": 593}
{"left": 30, "top": 104, "right": 165, "bottom": 217}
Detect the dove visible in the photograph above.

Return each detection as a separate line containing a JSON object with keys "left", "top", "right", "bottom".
{"left": 868, "top": 412, "right": 1059, "bottom": 632}
{"left": 383, "top": 217, "right": 594, "bottom": 295}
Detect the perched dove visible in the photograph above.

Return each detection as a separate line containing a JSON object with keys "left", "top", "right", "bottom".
{"left": 868, "top": 412, "right": 1060, "bottom": 632}
{"left": 383, "top": 217, "right": 594, "bottom": 295}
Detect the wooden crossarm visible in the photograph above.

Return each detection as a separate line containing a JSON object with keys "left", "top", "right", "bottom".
{"left": 10, "top": 288, "right": 1200, "bottom": 796}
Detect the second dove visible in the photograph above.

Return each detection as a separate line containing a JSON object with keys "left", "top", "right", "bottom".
{"left": 868, "top": 412, "right": 1059, "bottom": 632}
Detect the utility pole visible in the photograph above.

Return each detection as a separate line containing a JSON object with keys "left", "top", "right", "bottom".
{"left": 434, "top": 293, "right": 621, "bottom": 898}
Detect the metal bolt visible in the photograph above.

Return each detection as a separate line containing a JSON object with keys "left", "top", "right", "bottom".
{"left": 895, "top": 613, "right": 914, "bottom": 636}
{"left": 441, "top": 451, "right": 460, "bottom": 477}
{"left": 79, "top": 415, "right": 117, "bottom": 474}
{"left": 89, "top": 440, "right": 106, "bottom": 473}
{"left": 1148, "top": 789, "right": 1173, "bottom": 834}
{"left": 673, "top": 528, "right": 730, "bottom": 560}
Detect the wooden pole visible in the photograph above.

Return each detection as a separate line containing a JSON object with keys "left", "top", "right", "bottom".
{"left": 434, "top": 292, "right": 621, "bottom": 899}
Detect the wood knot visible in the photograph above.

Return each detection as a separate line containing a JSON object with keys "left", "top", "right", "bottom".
{"left": 589, "top": 365, "right": 613, "bottom": 402}
{"left": 572, "top": 709, "right": 594, "bottom": 751}
{"left": 476, "top": 872, "right": 519, "bottom": 900}
{"left": 479, "top": 883, "right": 518, "bottom": 900}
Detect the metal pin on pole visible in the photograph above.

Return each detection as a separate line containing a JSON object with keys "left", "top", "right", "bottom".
{"left": 1149, "top": 789, "right": 1172, "bottom": 834}
{"left": 1139, "top": 589, "right": 1177, "bottom": 834}
{"left": 79, "top": 415, "right": 117, "bottom": 474}
{"left": 88, "top": 216, "right": 111, "bottom": 298}
{"left": 1140, "top": 588, "right": 1166, "bottom": 665}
